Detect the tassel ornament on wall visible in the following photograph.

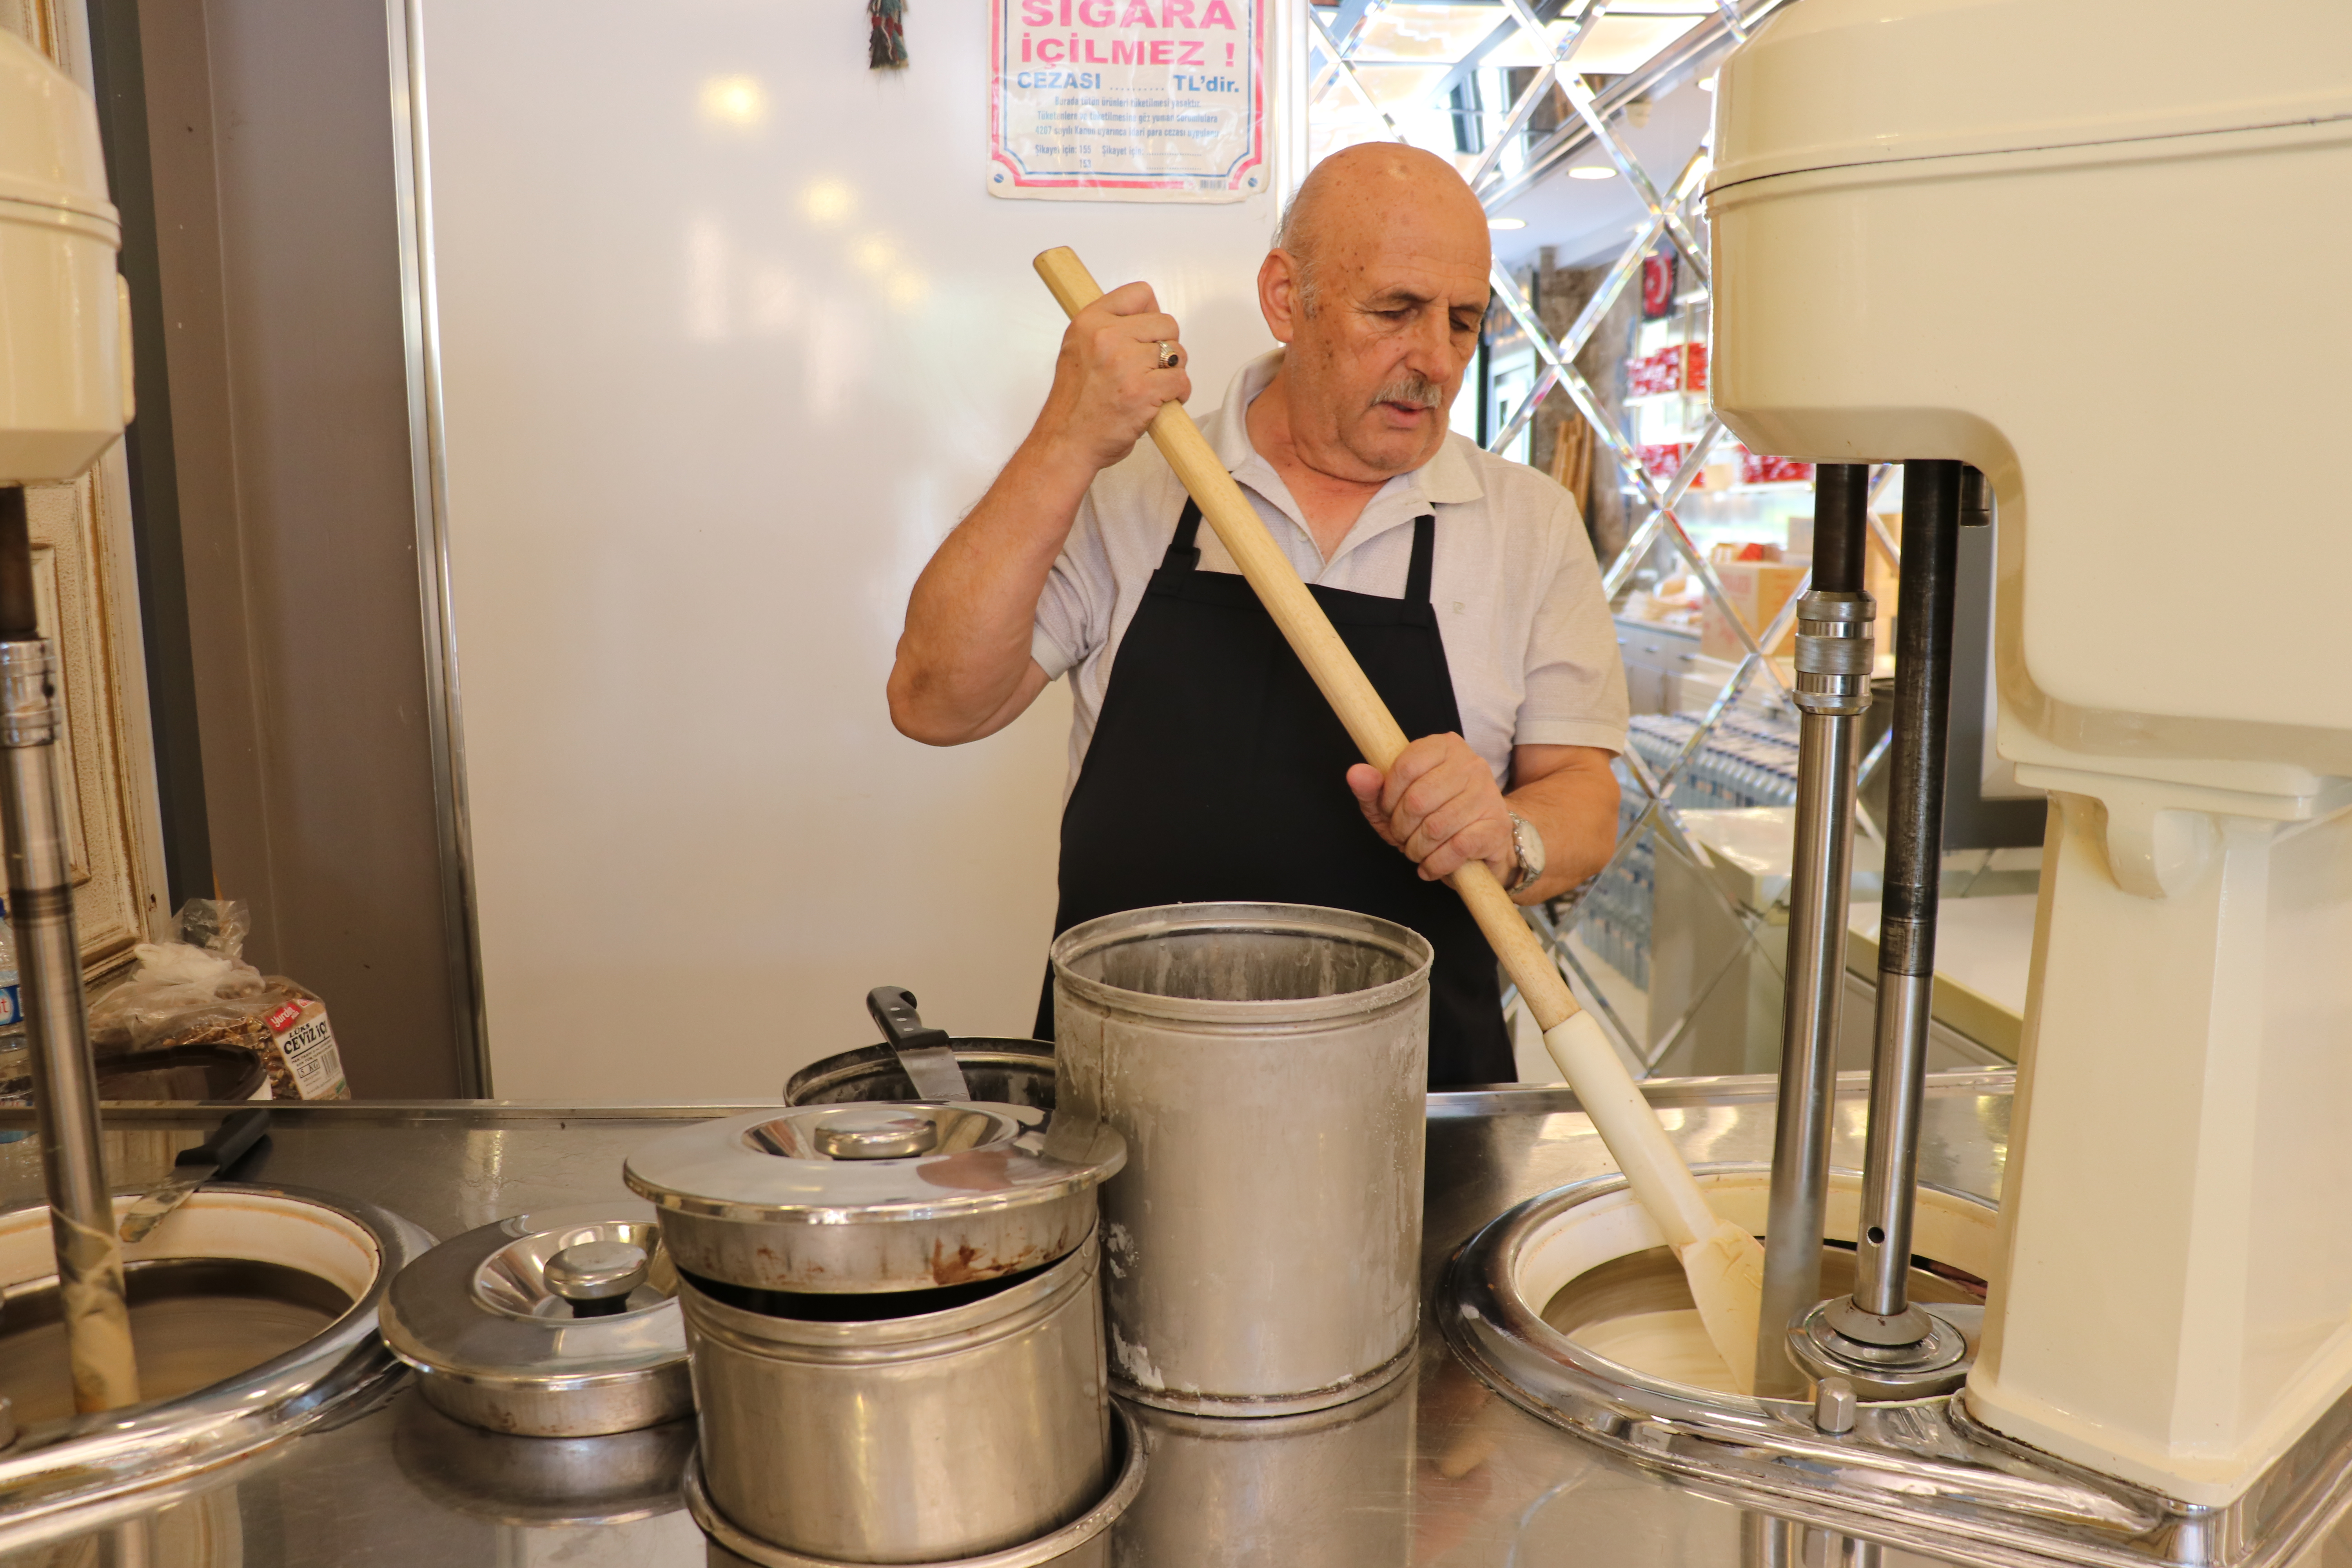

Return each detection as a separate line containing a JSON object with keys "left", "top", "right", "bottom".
{"left": 868, "top": 0, "right": 908, "bottom": 68}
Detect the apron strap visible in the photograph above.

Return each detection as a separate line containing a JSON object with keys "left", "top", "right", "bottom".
{"left": 1159, "top": 499, "right": 1205, "bottom": 572}
{"left": 1402, "top": 514, "right": 1437, "bottom": 624}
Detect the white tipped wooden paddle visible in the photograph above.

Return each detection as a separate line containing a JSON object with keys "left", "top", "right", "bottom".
{"left": 1033, "top": 247, "right": 1764, "bottom": 1391}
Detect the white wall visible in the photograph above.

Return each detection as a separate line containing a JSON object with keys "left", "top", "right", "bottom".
{"left": 417, "top": 0, "right": 1297, "bottom": 1098}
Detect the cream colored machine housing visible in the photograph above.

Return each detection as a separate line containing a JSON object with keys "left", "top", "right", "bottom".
{"left": 1707, "top": 0, "right": 2352, "bottom": 1508}
{"left": 0, "top": 30, "right": 129, "bottom": 487}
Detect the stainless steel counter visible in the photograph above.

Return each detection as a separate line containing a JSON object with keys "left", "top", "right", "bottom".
{"left": 0, "top": 1073, "right": 2331, "bottom": 1568}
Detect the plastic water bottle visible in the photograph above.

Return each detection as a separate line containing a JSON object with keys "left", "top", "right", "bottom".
{"left": 0, "top": 900, "right": 23, "bottom": 1046}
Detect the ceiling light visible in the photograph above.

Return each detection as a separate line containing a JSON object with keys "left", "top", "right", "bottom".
{"left": 1568, "top": 165, "right": 1616, "bottom": 181}
{"left": 801, "top": 181, "right": 855, "bottom": 225}
{"left": 1488, "top": 216, "right": 1527, "bottom": 230}
{"left": 1698, "top": 75, "right": 1717, "bottom": 92}
{"left": 700, "top": 75, "right": 766, "bottom": 127}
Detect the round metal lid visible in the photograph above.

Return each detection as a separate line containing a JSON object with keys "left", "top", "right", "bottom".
{"left": 381, "top": 1203, "right": 690, "bottom": 1435}
{"left": 622, "top": 1103, "right": 1125, "bottom": 1227}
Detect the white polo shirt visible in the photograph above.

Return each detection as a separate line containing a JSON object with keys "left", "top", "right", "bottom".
{"left": 1031, "top": 350, "right": 1628, "bottom": 794}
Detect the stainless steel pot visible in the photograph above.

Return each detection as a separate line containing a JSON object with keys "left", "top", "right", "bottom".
{"left": 682, "top": 1227, "right": 1111, "bottom": 1564}
{"left": 392, "top": 1395, "right": 693, "bottom": 1526}
{"left": 784, "top": 1037, "right": 1055, "bottom": 1112}
{"left": 1051, "top": 902, "right": 1431, "bottom": 1416}
{"left": 626, "top": 1103, "right": 1121, "bottom": 1293}
{"left": 628, "top": 1098, "right": 1128, "bottom": 1562}
{"left": 380, "top": 1204, "right": 691, "bottom": 1437}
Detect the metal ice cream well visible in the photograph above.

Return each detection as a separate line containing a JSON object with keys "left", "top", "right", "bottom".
{"left": 0, "top": 1182, "right": 429, "bottom": 1553}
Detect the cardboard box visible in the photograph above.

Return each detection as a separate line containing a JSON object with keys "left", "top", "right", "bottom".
{"left": 1700, "top": 559, "right": 1810, "bottom": 661}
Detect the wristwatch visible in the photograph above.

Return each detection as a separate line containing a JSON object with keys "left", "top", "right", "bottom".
{"left": 1506, "top": 811, "right": 1546, "bottom": 896}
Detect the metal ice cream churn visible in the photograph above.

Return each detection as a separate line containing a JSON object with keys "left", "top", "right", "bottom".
{"left": 625, "top": 1099, "right": 1135, "bottom": 1566}
{"left": 1051, "top": 902, "right": 1433, "bottom": 1416}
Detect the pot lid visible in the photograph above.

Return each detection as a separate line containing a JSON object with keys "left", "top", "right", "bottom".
{"left": 622, "top": 1102, "right": 1124, "bottom": 1229}
{"left": 381, "top": 1203, "right": 688, "bottom": 1425}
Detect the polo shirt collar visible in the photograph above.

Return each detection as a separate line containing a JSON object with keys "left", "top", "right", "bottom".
{"left": 1202, "top": 350, "right": 1487, "bottom": 515}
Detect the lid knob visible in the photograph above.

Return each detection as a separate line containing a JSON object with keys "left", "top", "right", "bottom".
{"left": 812, "top": 1107, "right": 939, "bottom": 1160}
{"left": 546, "top": 1239, "right": 650, "bottom": 1318}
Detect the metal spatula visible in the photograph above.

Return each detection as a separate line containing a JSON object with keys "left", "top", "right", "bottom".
{"left": 865, "top": 987, "right": 970, "bottom": 1102}
{"left": 120, "top": 1108, "right": 270, "bottom": 1243}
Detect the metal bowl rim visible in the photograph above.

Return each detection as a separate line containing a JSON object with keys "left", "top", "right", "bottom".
{"left": 676, "top": 1225, "right": 1098, "bottom": 1352}
{"left": 624, "top": 1105, "right": 1120, "bottom": 1226}
{"left": 628, "top": 1182, "right": 1110, "bottom": 1226}
{"left": 411, "top": 1358, "right": 696, "bottom": 1438}
{"left": 1049, "top": 901, "right": 1434, "bottom": 1026}
{"left": 783, "top": 1039, "right": 1054, "bottom": 1107}
{"left": 41, "top": 1181, "right": 429, "bottom": 1417}
{"left": 1441, "top": 1161, "right": 1994, "bottom": 1426}
{"left": 1113, "top": 1332, "right": 1418, "bottom": 1417}
{"left": 1114, "top": 1356, "right": 1416, "bottom": 1440}
{"left": 393, "top": 1395, "right": 698, "bottom": 1512}
{"left": 0, "top": 1179, "right": 432, "bottom": 1550}
{"left": 682, "top": 1397, "right": 1145, "bottom": 1568}
{"left": 394, "top": 1354, "right": 690, "bottom": 1396}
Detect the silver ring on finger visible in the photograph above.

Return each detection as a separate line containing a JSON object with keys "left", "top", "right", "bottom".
{"left": 1155, "top": 341, "right": 1181, "bottom": 370}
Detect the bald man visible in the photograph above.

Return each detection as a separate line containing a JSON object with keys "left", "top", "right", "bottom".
{"left": 889, "top": 145, "right": 1627, "bottom": 1086}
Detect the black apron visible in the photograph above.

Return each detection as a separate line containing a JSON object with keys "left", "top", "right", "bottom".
{"left": 1034, "top": 498, "right": 1515, "bottom": 1088}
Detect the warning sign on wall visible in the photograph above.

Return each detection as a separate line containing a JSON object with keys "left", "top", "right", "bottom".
{"left": 989, "top": 0, "right": 1267, "bottom": 202}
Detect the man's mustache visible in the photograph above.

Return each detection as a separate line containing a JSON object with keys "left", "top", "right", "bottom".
{"left": 1370, "top": 375, "right": 1445, "bottom": 410}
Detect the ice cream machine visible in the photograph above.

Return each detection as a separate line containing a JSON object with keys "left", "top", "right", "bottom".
{"left": 0, "top": 27, "right": 145, "bottom": 1411}
{"left": 1710, "top": 0, "right": 2352, "bottom": 1516}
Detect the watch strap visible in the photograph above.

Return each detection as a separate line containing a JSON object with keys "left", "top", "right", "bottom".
{"left": 1506, "top": 811, "right": 1543, "bottom": 895}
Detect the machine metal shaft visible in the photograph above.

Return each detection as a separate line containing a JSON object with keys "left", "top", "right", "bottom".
{"left": 0, "top": 488, "right": 138, "bottom": 1412}
{"left": 1739, "top": 1511, "right": 1798, "bottom": 1568}
{"left": 1847, "top": 461, "right": 1963, "bottom": 1334}
{"left": 1753, "top": 464, "right": 1874, "bottom": 1397}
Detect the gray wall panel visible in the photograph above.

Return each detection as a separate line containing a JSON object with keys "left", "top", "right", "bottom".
{"left": 138, "top": 0, "right": 459, "bottom": 1096}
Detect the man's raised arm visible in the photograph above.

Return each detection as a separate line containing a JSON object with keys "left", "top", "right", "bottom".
{"left": 887, "top": 282, "right": 1190, "bottom": 746}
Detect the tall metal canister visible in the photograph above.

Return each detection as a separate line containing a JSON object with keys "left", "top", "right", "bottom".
{"left": 1051, "top": 902, "right": 1432, "bottom": 1416}
{"left": 1114, "top": 1363, "right": 1417, "bottom": 1564}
